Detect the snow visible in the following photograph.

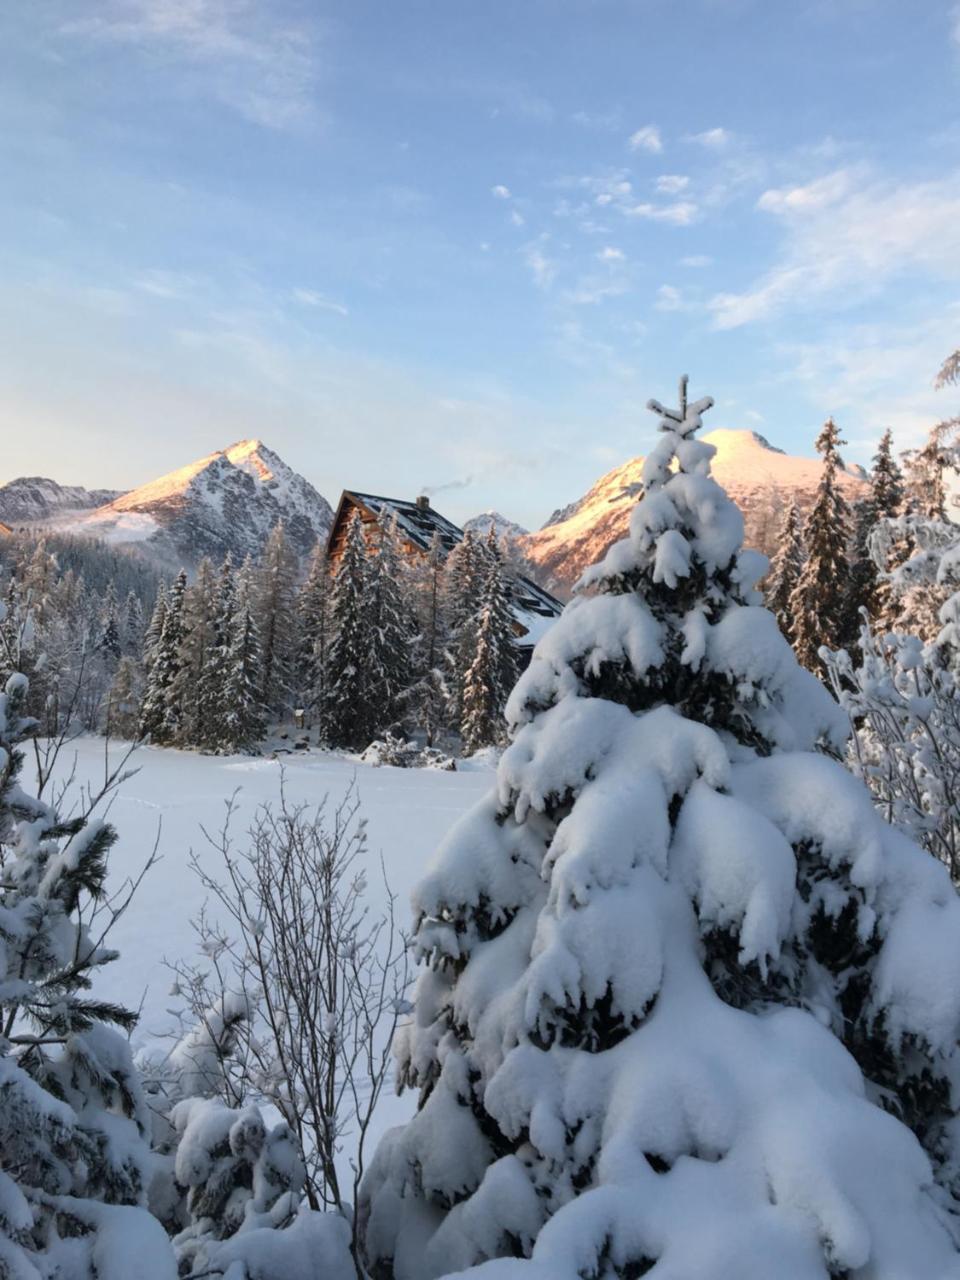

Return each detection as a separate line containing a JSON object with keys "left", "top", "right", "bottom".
{"left": 33, "top": 738, "right": 493, "bottom": 1150}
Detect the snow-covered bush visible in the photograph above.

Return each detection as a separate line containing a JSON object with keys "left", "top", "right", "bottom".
{"left": 361, "top": 734, "right": 456, "bottom": 771}
{"left": 824, "top": 618, "right": 960, "bottom": 881}
{"left": 360, "top": 379, "right": 960, "bottom": 1280}
{"left": 0, "top": 670, "right": 173, "bottom": 1279}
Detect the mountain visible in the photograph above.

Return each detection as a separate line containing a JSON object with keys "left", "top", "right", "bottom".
{"left": 462, "top": 510, "right": 529, "bottom": 543}
{"left": 55, "top": 439, "right": 334, "bottom": 570}
{"left": 0, "top": 477, "right": 125, "bottom": 526}
{"left": 523, "top": 428, "right": 871, "bottom": 596}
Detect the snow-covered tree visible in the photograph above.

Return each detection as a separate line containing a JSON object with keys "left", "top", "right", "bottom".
{"left": 254, "top": 523, "right": 299, "bottom": 721}
{"left": 171, "top": 557, "right": 218, "bottom": 748}
{"left": 444, "top": 529, "right": 486, "bottom": 728}
{"left": 297, "top": 545, "right": 332, "bottom": 732}
{"left": 139, "top": 569, "right": 187, "bottom": 744}
{"left": 763, "top": 499, "right": 804, "bottom": 643}
{"left": 326, "top": 510, "right": 376, "bottom": 750}
{"left": 408, "top": 532, "right": 452, "bottom": 746}
{"left": 460, "top": 542, "right": 518, "bottom": 753}
{"left": 369, "top": 512, "right": 416, "bottom": 734}
{"left": 0, "top": 671, "right": 172, "bottom": 1278}
{"left": 361, "top": 378, "right": 960, "bottom": 1280}
{"left": 122, "top": 589, "right": 146, "bottom": 658}
{"left": 220, "top": 606, "right": 266, "bottom": 753}
{"left": 788, "top": 417, "right": 851, "bottom": 669}
{"left": 105, "top": 654, "right": 144, "bottom": 740}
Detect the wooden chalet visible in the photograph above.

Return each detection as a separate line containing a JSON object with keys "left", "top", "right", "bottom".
{"left": 326, "top": 490, "right": 563, "bottom": 652}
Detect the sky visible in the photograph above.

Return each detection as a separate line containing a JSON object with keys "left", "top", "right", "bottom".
{"left": 2, "top": 0, "right": 960, "bottom": 529}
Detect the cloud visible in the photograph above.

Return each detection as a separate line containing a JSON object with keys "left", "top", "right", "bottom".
{"left": 525, "top": 244, "right": 557, "bottom": 289}
{"left": 654, "top": 284, "right": 685, "bottom": 311}
{"left": 626, "top": 200, "right": 697, "bottom": 226}
{"left": 628, "top": 125, "right": 663, "bottom": 154}
{"left": 688, "top": 127, "right": 731, "bottom": 149}
{"left": 134, "top": 269, "right": 200, "bottom": 299}
{"left": 598, "top": 246, "right": 625, "bottom": 262}
{"left": 510, "top": 209, "right": 526, "bottom": 228}
{"left": 571, "top": 108, "right": 621, "bottom": 130}
{"left": 492, "top": 184, "right": 512, "bottom": 199}
{"left": 680, "top": 254, "right": 712, "bottom": 268}
{"left": 656, "top": 174, "right": 689, "bottom": 195}
{"left": 290, "top": 288, "right": 348, "bottom": 316}
{"left": 60, "top": 0, "right": 320, "bottom": 129}
{"left": 710, "top": 168, "right": 960, "bottom": 329}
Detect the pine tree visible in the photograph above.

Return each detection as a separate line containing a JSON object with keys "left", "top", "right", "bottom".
{"left": 170, "top": 558, "right": 218, "bottom": 748}
{"left": 361, "top": 379, "right": 960, "bottom": 1279}
{"left": 104, "top": 654, "right": 143, "bottom": 740}
{"left": 867, "top": 429, "right": 905, "bottom": 632}
{"left": 460, "top": 546, "right": 518, "bottom": 752}
{"left": 122, "top": 589, "right": 146, "bottom": 658}
{"left": 220, "top": 606, "right": 266, "bottom": 753}
{"left": 138, "top": 570, "right": 187, "bottom": 745}
{"left": 143, "top": 583, "right": 168, "bottom": 666}
{"left": 297, "top": 546, "right": 331, "bottom": 735}
{"left": 326, "top": 510, "right": 375, "bottom": 750}
{"left": 764, "top": 500, "right": 804, "bottom": 643}
{"left": 444, "top": 528, "right": 486, "bottom": 728}
{"left": 254, "top": 523, "right": 299, "bottom": 722}
{"left": 199, "top": 556, "right": 238, "bottom": 751}
{"left": 368, "top": 512, "right": 415, "bottom": 734}
{"left": 0, "top": 670, "right": 170, "bottom": 1276}
{"left": 788, "top": 418, "right": 851, "bottom": 669}
{"left": 408, "top": 532, "right": 452, "bottom": 746}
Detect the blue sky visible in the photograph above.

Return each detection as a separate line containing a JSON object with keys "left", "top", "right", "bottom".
{"left": 2, "top": 0, "right": 960, "bottom": 528}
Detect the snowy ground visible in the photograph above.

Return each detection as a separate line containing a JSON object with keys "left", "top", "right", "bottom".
{"left": 35, "top": 738, "right": 493, "bottom": 1150}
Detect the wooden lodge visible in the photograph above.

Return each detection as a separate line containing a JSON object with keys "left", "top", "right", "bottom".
{"left": 325, "top": 490, "right": 563, "bottom": 652}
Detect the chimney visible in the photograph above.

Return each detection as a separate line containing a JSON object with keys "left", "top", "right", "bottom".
{"left": 415, "top": 495, "right": 430, "bottom": 510}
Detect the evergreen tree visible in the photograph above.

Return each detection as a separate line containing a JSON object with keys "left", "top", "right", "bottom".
{"left": 220, "top": 606, "right": 266, "bottom": 753}
{"left": 296, "top": 546, "right": 331, "bottom": 734}
{"left": 143, "top": 584, "right": 168, "bottom": 667}
{"left": 368, "top": 512, "right": 415, "bottom": 734}
{"left": 105, "top": 654, "right": 144, "bottom": 740}
{"left": 788, "top": 417, "right": 851, "bottom": 669}
{"left": 361, "top": 380, "right": 960, "bottom": 1280}
{"left": 122, "top": 589, "right": 146, "bottom": 659}
{"left": 170, "top": 557, "right": 218, "bottom": 748}
{"left": 408, "top": 532, "right": 452, "bottom": 745}
{"left": 138, "top": 570, "right": 187, "bottom": 745}
{"left": 443, "top": 528, "right": 486, "bottom": 728}
{"left": 764, "top": 500, "right": 804, "bottom": 643}
{"left": 460, "top": 546, "right": 518, "bottom": 752}
{"left": 326, "top": 510, "right": 375, "bottom": 750}
{"left": 253, "top": 524, "right": 298, "bottom": 721}
{"left": 0, "top": 671, "right": 169, "bottom": 1276}
{"left": 199, "top": 556, "right": 238, "bottom": 751}
{"left": 866, "top": 429, "right": 905, "bottom": 632}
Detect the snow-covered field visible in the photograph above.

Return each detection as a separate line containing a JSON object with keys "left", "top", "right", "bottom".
{"left": 36, "top": 738, "right": 492, "bottom": 1142}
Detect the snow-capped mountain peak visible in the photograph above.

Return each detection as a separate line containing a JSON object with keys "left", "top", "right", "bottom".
{"left": 51, "top": 441, "right": 334, "bottom": 570}
{"left": 524, "top": 425, "right": 871, "bottom": 596}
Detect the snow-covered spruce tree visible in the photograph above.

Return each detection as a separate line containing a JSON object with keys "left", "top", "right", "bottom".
{"left": 220, "top": 606, "right": 267, "bottom": 753}
{"left": 369, "top": 512, "right": 416, "bottom": 735}
{"left": 408, "top": 532, "right": 453, "bottom": 746}
{"left": 170, "top": 556, "right": 218, "bottom": 748}
{"left": 197, "top": 555, "right": 237, "bottom": 752}
{"left": 122, "top": 589, "right": 145, "bottom": 659}
{"left": 361, "top": 379, "right": 960, "bottom": 1280}
{"left": 297, "top": 545, "right": 332, "bottom": 734}
{"left": 104, "top": 654, "right": 143, "bottom": 740}
{"left": 143, "top": 583, "right": 168, "bottom": 668}
{"left": 138, "top": 569, "right": 187, "bottom": 745}
{"left": 460, "top": 542, "right": 519, "bottom": 754}
{"left": 254, "top": 522, "right": 299, "bottom": 722}
{"left": 0, "top": 671, "right": 173, "bottom": 1278}
{"left": 444, "top": 529, "right": 486, "bottom": 730}
{"left": 763, "top": 498, "right": 804, "bottom": 644}
{"left": 326, "top": 510, "right": 377, "bottom": 750}
{"left": 788, "top": 417, "right": 851, "bottom": 670}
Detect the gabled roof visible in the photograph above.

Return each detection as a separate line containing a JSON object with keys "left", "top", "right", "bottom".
{"left": 330, "top": 490, "right": 564, "bottom": 638}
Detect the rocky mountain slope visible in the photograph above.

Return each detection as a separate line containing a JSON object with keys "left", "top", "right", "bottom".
{"left": 54, "top": 439, "right": 333, "bottom": 570}
{"left": 523, "top": 428, "right": 870, "bottom": 596}
{"left": 0, "top": 477, "right": 125, "bottom": 526}
{"left": 462, "top": 510, "right": 529, "bottom": 543}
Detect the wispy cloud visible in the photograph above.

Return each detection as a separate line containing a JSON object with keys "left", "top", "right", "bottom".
{"left": 628, "top": 125, "right": 663, "bottom": 154}
{"left": 291, "top": 288, "right": 348, "bottom": 316}
{"left": 655, "top": 174, "right": 689, "bottom": 194}
{"left": 688, "top": 127, "right": 731, "bottom": 149}
{"left": 654, "top": 284, "right": 686, "bottom": 311}
{"left": 626, "top": 201, "right": 697, "bottom": 226}
{"left": 60, "top": 0, "right": 320, "bottom": 129}
{"left": 710, "top": 167, "right": 960, "bottom": 328}
{"left": 491, "top": 184, "right": 512, "bottom": 199}
{"left": 525, "top": 243, "right": 558, "bottom": 289}
{"left": 597, "top": 246, "right": 625, "bottom": 262}
{"left": 680, "top": 254, "right": 712, "bottom": 268}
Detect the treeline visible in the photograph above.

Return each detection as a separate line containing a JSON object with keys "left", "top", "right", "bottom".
{"left": 764, "top": 419, "right": 954, "bottom": 666}
{"left": 0, "top": 534, "right": 158, "bottom": 733}
{"left": 138, "top": 510, "right": 522, "bottom": 755}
